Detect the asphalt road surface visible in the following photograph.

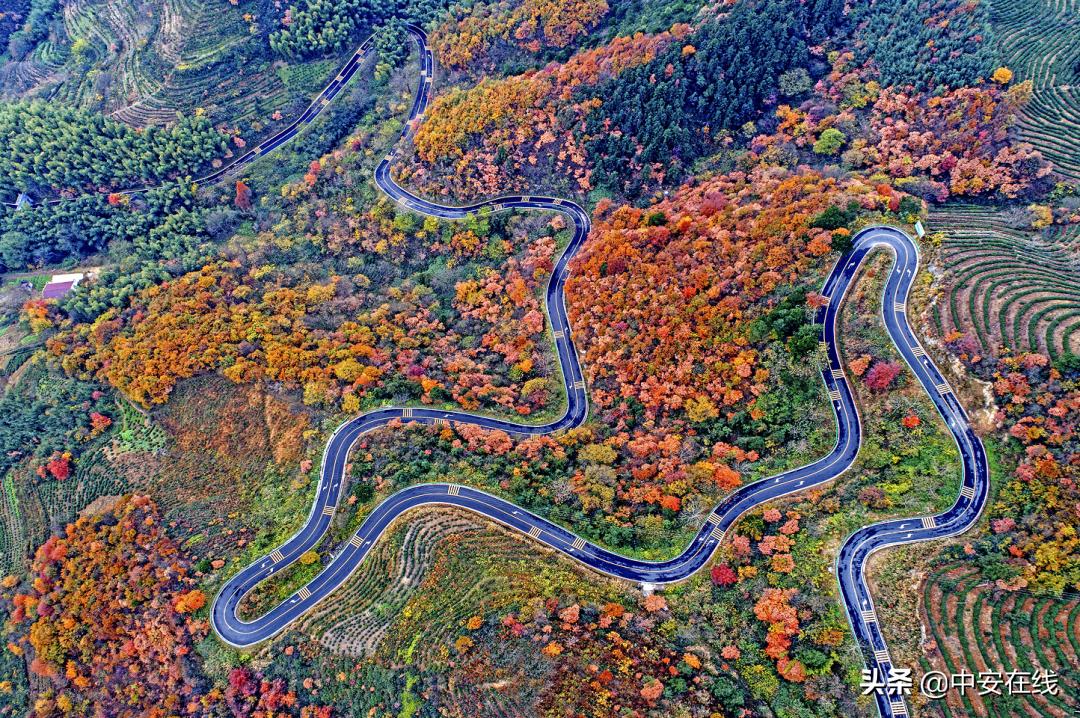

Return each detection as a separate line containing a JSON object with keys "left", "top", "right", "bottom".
{"left": 1, "top": 23, "right": 986, "bottom": 718}
{"left": 210, "top": 28, "right": 989, "bottom": 718}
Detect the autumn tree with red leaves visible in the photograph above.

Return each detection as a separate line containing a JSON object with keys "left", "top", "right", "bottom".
{"left": 234, "top": 180, "right": 252, "bottom": 210}
{"left": 863, "top": 361, "right": 902, "bottom": 392}
{"left": 7, "top": 496, "right": 210, "bottom": 717}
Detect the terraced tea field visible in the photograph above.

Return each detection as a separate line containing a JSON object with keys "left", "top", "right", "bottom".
{"left": 296, "top": 511, "right": 487, "bottom": 658}
{"left": 0, "top": 0, "right": 345, "bottom": 142}
{"left": 292, "top": 505, "right": 630, "bottom": 663}
{"left": 930, "top": 205, "right": 1080, "bottom": 359}
{"left": 992, "top": 0, "right": 1080, "bottom": 180}
{"left": 285, "top": 506, "right": 629, "bottom": 715}
{"left": 921, "top": 562, "right": 1080, "bottom": 717}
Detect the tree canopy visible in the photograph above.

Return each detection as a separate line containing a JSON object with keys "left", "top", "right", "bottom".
{"left": 0, "top": 102, "right": 225, "bottom": 197}
{"left": 584, "top": 0, "right": 842, "bottom": 194}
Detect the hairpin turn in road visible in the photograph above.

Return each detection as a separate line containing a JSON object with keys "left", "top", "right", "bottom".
{"left": 2, "top": 23, "right": 985, "bottom": 718}
{"left": 209, "top": 27, "right": 989, "bottom": 718}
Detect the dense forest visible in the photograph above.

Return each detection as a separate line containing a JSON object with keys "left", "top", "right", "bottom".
{"left": 0, "top": 185, "right": 208, "bottom": 275}
{"left": 584, "top": 0, "right": 842, "bottom": 193}
{"left": 0, "top": 102, "right": 225, "bottom": 198}
{"left": 852, "top": 0, "right": 997, "bottom": 92}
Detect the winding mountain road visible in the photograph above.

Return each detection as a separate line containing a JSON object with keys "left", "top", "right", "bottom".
{"left": 210, "top": 27, "right": 989, "bottom": 718}
{"left": 4, "top": 23, "right": 986, "bottom": 718}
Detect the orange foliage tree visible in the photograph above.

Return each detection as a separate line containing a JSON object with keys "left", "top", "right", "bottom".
{"left": 51, "top": 226, "right": 557, "bottom": 415}
{"left": 566, "top": 165, "right": 883, "bottom": 423}
{"left": 408, "top": 27, "right": 689, "bottom": 198}
{"left": 431, "top": 0, "right": 610, "bottom": 70}
{"left": 758, "top": 53, "right": 1050, "bottom": 203}
{"left": 6, "top": 495, "right": 211, "bottom": 717}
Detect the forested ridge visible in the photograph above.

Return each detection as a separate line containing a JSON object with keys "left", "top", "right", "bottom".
{"left": 404, "top": 0, "right": 1043, "bottom": 202}
{"left": 430, "top": 0, "right": 610, "bottom": 70}
{"left": 584, "top": 0, "right": 842, "bottom": 192}
{"left": 0, "top": 102, "right": 226, "bottom": 198}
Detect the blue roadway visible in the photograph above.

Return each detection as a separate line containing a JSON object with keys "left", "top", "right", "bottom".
{"left": 211, "top": 28, "right": 989, "bottom": 718}
{"left": 0, "top": 21, "right": 986, "bottom": 718}
{"left": 830, "top": 232, "right": 990, "bottom": 718}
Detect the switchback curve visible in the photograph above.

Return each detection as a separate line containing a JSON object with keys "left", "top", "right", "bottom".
{"left": 4, "top": 23, "right": 986, "bottom": 718}
{"left": 210, "top": 27, "right": 989, "bottom": 718}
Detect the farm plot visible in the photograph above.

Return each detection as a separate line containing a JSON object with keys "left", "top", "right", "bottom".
{"left": 1, "top": 0, "right": 348, "bottom": 149}
{"left": 930, "top": 205, "right": 1080, "bottom": 359}
{"left": 295, "top": 510, "right": 486, "bottom": 658}
{"left": 992, "top": 0, "right": 1080, "bottom": 180}
{"left": 0, "top": 471, "right": 29, "bottom": 575}
{"left": 920, "top": 561, "right": 1080, "bottom": 717}
{"left": 291, "top": 506, "right": 628, "bottom": 674}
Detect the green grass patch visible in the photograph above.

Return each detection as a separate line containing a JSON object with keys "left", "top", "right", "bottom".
{"left": 277, "top": 59, "right": 338, "bottom": 94}
{"left": 116, "top": 400, "right": 168, "bottom": 454}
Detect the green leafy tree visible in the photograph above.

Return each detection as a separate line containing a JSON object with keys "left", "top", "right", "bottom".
{"left": 585, "top": 0, "right": 843, "bottom": 195}
{"left": 812, "top": 127, "right": 846, "bottom": 155}
{"left": 778, "top": 67, "right": 812, "bottom": 97}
